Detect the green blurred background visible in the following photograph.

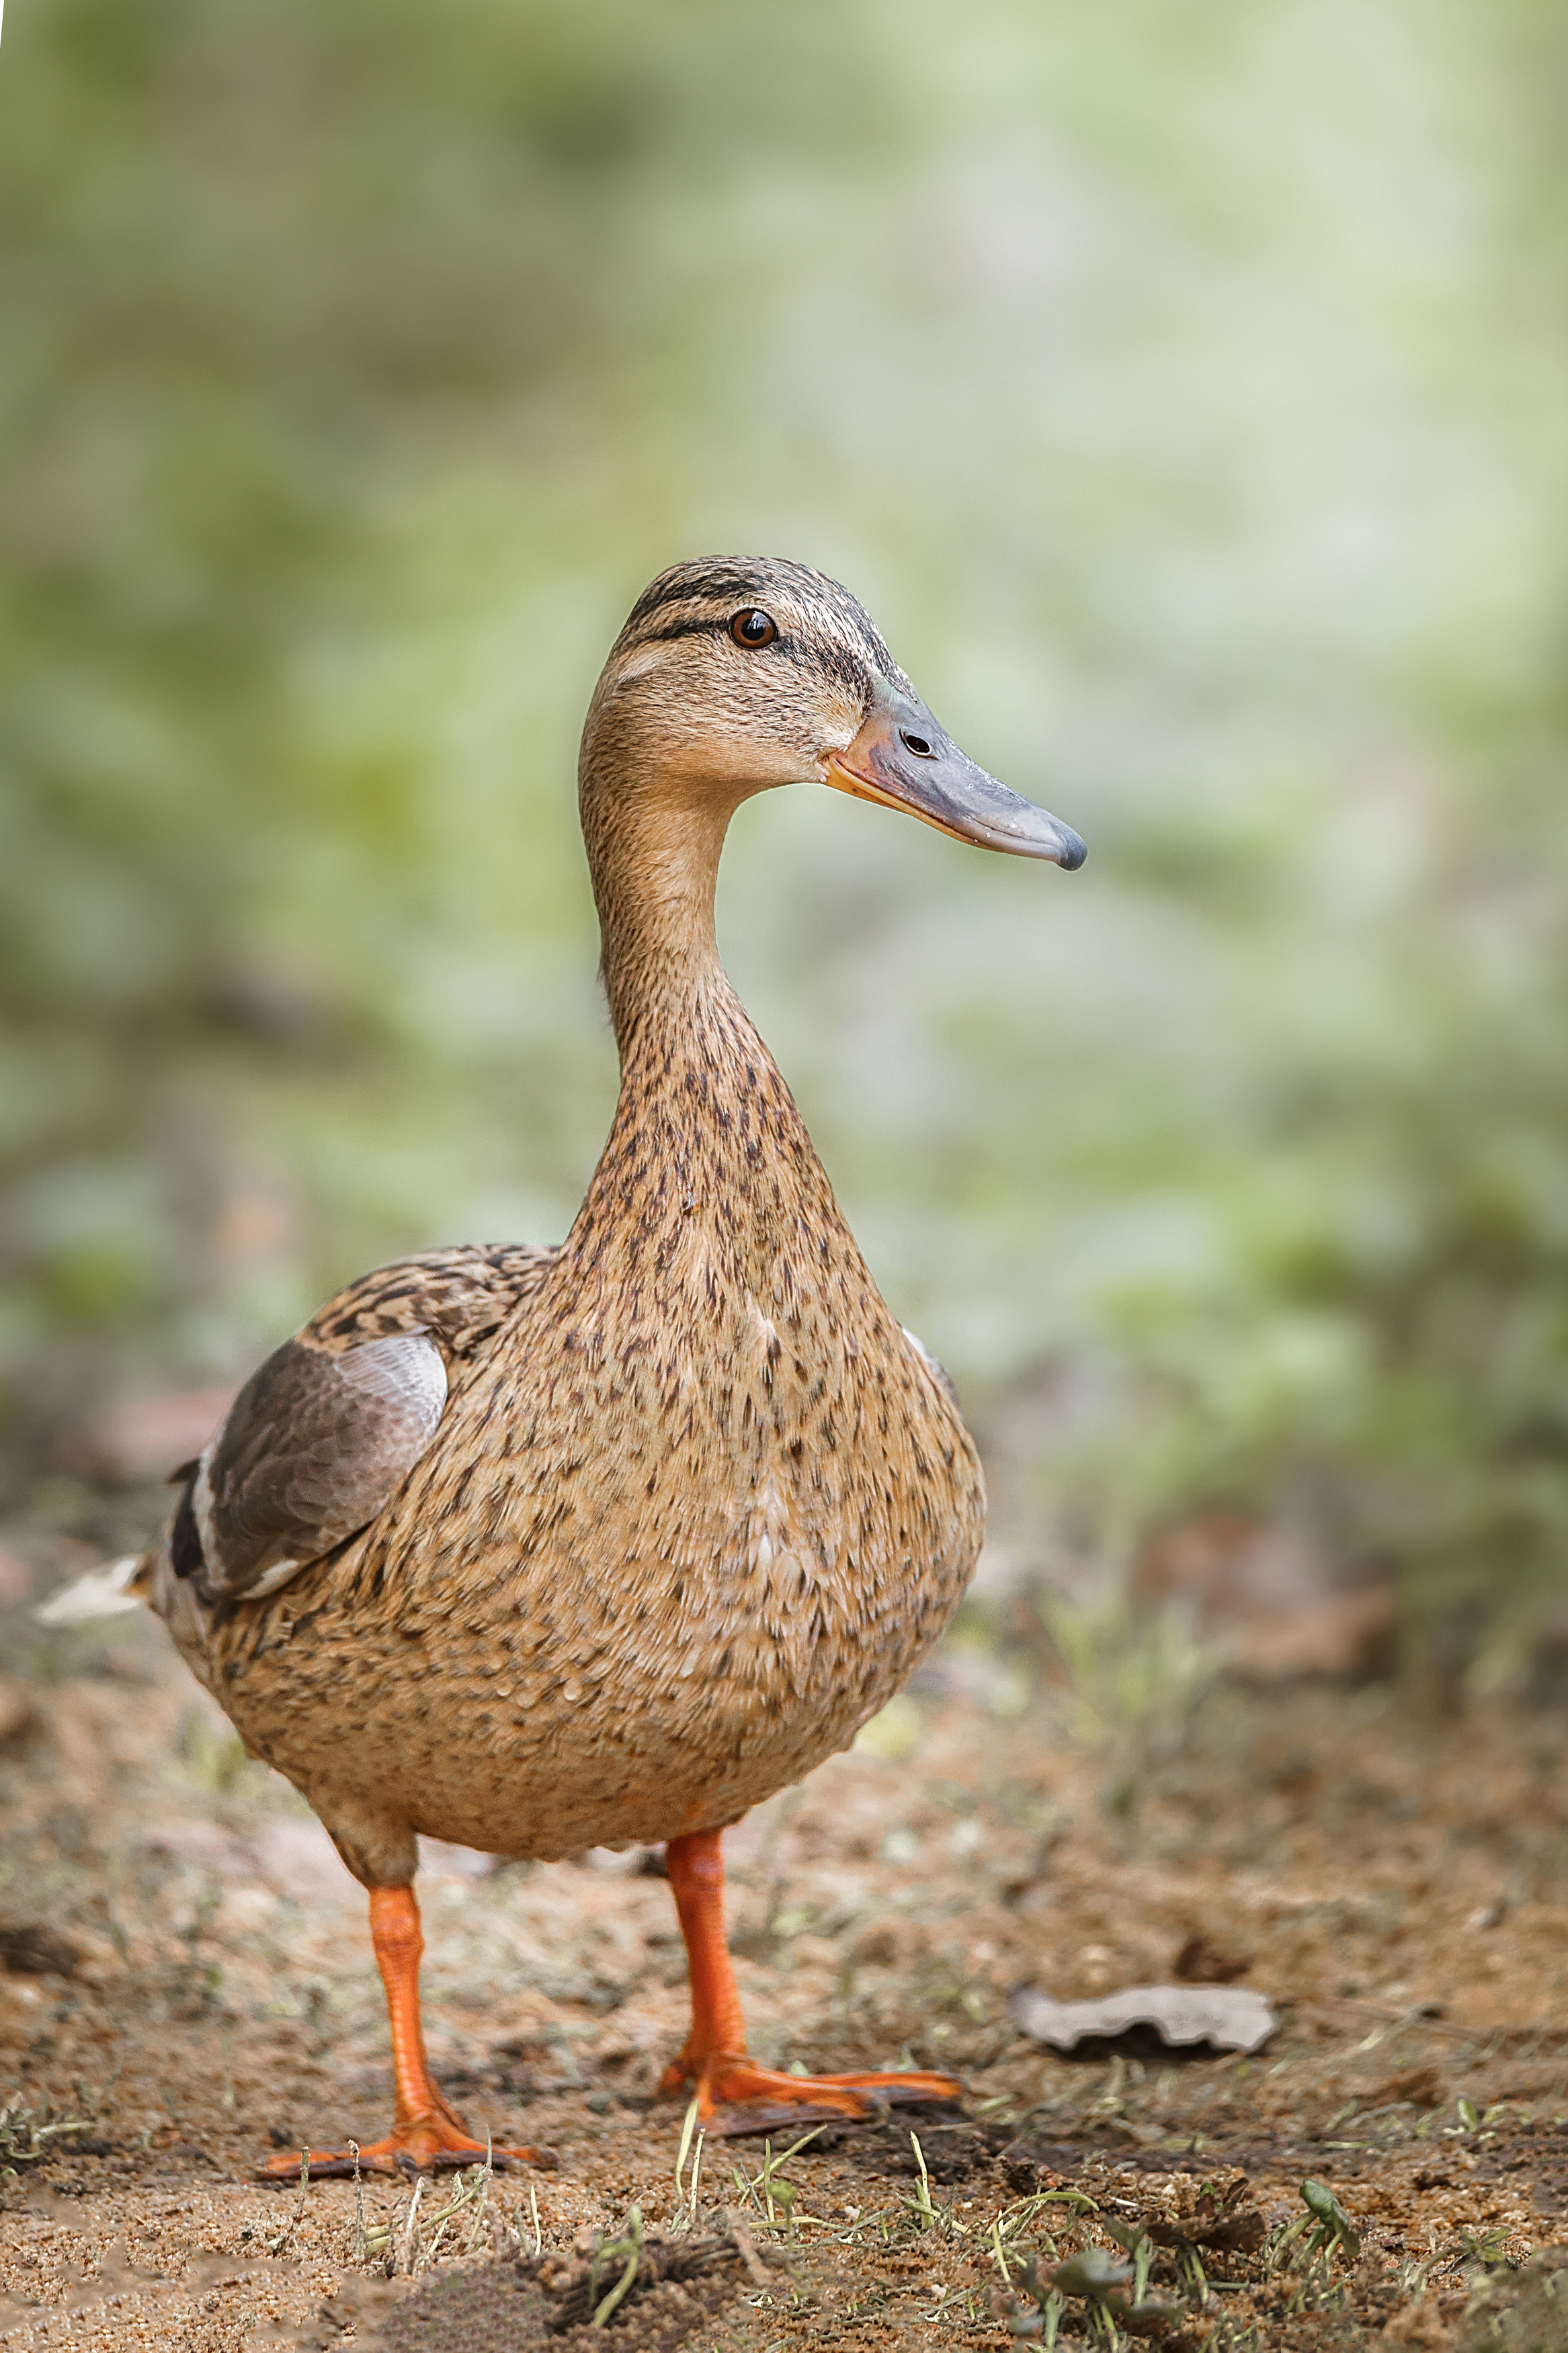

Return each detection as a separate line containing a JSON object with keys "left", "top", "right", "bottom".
{"left": 5, "top": 0, "right": 1568, "bottom": 1677}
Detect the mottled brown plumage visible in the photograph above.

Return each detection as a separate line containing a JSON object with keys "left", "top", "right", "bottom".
{"left": 132, "top": 557, "right": 1085, "bottom": 2168}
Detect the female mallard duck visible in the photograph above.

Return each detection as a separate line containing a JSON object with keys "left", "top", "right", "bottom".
{"left": 136, "top": 558, "right": 1085, "bottom": 2175}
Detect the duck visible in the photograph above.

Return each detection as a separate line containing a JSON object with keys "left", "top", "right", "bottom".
{"left": 114, "top": 557, "right": 1086, "bottom": 2176}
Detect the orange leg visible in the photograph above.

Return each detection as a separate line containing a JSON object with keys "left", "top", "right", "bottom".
{"left": 257, "top": 1886, "right": 543, "bottom": 2180}
{"left": 657, "top": 1828, "right": 962, "bottom": 2137}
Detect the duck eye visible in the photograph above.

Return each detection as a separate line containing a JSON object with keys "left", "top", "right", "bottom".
{"left": 730, "top": 608, "right": 778, "bottom": 648}
{"left": 900, "top": 730, "right": 935, "bottom": 758}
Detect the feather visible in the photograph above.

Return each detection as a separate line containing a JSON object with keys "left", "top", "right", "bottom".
{"left": 34, "top": 1554, "right": 149, "bottom": 1626}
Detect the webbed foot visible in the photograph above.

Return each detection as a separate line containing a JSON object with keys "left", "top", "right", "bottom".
{"left": 257, "top": 2096, "right": 544, "bottom": 2180}
{"left": 659, "top": 2048, "right": 963, "bottom": 2138}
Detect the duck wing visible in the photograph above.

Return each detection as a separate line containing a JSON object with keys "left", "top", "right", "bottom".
{"left": 169, "top": 1243, "right": 554, "bottom": 1603}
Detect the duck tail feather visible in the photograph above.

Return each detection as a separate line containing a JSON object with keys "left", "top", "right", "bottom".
{"left": 34, "top": 1554, "right": 153, "bottom": 1626}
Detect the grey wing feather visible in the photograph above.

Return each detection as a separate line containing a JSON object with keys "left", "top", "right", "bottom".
{"left": 187, "top": 1331, "right": 446, "bottom": 1602}
{"left": 165, "top": 1241, "right": 555, "bottom": 1607}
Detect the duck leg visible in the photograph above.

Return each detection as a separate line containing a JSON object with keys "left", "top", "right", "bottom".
{"left": 257, "top": 1886, "right": 542, "bottom": 2178}
{"left": 657, "top": 1829, "right": 963, "bottom": 2137}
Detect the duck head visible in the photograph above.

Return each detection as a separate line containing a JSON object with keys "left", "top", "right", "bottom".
{"left": 581, "top": 555, "right": 1086, "bottom": 870}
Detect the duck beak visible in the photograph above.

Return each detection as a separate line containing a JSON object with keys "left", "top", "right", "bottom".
{"left": 824, "top": 691, "right": 1086, "bottom": 868}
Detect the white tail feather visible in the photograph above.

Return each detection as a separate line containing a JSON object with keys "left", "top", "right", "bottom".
{"left": 34, "top": 1556, "right": 147, "bottom": 1626}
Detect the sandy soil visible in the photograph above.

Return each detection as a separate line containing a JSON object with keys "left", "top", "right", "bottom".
{"left": 3, "top": 1593, "right": 1568, "bottom": 2349}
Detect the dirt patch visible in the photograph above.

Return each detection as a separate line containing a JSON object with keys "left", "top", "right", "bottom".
{"left": 4, "top": 1610, "right": 1568, "bottom": 2345}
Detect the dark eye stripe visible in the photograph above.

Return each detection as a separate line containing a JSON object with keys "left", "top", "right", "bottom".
{"left": 630, "top": 619, "right": 874, "bottom": 703}
{"left": 639, "top": 608, "right": 785, "bottom": 649}
{"left": 622, "top": 559, "right": 911, "bottom": 692}
{"left": 639, "top": 614, "right": 731, "bottom": 644}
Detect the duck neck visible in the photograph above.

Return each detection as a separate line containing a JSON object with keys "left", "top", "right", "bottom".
{"left": 587, "top": 789, "right": 737, "bottom": 1061}
{"left": 577, "top": 762, "right": 842, "bottom": 1265}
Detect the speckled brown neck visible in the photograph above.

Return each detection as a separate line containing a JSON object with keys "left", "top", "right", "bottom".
{"left": 575, "top": 748, "right": 836, "bottom": 1287}
{"left": 582, "top": 758, "right": 735, "bottom": 1055}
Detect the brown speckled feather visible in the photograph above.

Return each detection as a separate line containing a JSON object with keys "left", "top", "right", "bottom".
{"left": 148, "top": 561, "right": 989, "bottom": 1894}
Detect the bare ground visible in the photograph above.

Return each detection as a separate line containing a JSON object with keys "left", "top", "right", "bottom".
{"left": 4, "top": 1593, "right": 1568, "bottom": 2349}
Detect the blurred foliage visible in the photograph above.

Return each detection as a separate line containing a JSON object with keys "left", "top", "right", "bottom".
{"left": 4, "top": 0, "right": 1568, "bottom": 1653}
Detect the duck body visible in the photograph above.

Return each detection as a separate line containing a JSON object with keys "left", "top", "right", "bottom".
{"left": 126, "top": 555, "right": 1083, "bottom": 2168}
{"left": 176, "top": 969, "right": 983, "bottom": 1883}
